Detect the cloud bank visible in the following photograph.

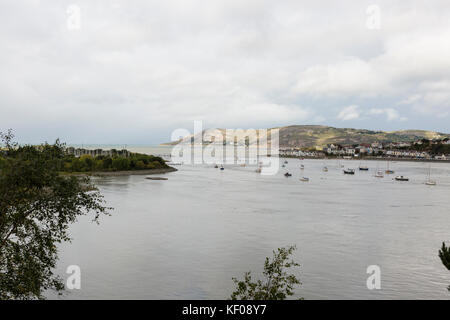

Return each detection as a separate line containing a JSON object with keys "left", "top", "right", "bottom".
{"left": 1, "top": 1, "right": 450, "bottom": 143}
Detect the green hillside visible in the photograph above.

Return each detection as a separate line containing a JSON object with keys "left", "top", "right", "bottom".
{"left": 276, "top": 125, "right": 450, "bottom": 148}
{"left": 161, "top": 125, "right": 450, "bottom": 148}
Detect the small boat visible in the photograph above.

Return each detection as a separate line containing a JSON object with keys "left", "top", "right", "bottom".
{"left": 374, "top": 171, "right": 384, "bottom": 178}
{"left": 395, "top": 175, "right": 409, "bottom": 181}
{"left": 300, "top": 164, "right": 304, "bottom": 170}
{"left": 385, "top": 161, "right": 394, "bottom": 174}
{"left": 255, "top": 167, "right": 262, "bottom": 173}
{"left": 214, "top": 164, "right": 219, "bottom": 168}
{"left": 358, "top": 161, "right": 369, "bottom": 170}
{"left": 284, "top": 172, "right": 292, "bottom": 177}
{"left": 220, "top": 166, "right": 224, "bottom": 170}
{"left": 284, "top": 160, "right": 288, "bottom": 164}
{"left": 282, "top": 164, "right": 286, "bottom": 168}
{"left": 300, "top": 177, "right": 309, "bottom": 182}
{"left": 343, "top": 169, "right": 355, "bottom": 175}
{"left": 323, "top": 166, "right": 328, "bottom": 172}
{"left": 425, "top": 164, "right": 436, "bottom": 185}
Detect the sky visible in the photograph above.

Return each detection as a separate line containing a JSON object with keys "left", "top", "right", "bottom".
{"left": 1, "top": 1, "right": 450, "bottom": 144}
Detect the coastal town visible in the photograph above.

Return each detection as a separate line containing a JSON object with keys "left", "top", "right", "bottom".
{"left": 280, "top": 138, "right": 450, "bottom": 161}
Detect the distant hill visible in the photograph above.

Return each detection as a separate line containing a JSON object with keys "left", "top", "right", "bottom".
{"left": 276, "top": 125, "right": 450, "bottom": 148}
{"left": 161, "top": 125, "right": 450, "bottom": 148}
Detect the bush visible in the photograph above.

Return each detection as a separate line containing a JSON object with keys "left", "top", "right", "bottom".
{"left": 59, "top": 151, "right": 168, "bottom": 172}
{"left": 230, "top": 245, "right": 301, "bottom": 300}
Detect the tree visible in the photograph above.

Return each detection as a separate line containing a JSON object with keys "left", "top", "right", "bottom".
{"left": 230, "top": 245, "right": 301, "bottom": 300}
{"left": 439, "top": 242, "right": 450, "bottom": 292}
{"left": 0, "top": 130, "right": 110, "bottom": 299}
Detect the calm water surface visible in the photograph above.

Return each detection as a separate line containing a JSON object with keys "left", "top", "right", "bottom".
{"left": 51, "top": 158, "right": 450, "bottom": 299}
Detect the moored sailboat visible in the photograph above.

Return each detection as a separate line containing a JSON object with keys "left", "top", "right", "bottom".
{"left": 425, "top": 164, "right": 436, "bottom": 185}
{"left": 343, "top": 168, "right": 355, "bottom": 175}
{"left": 385, "top": 160, "right": 394, "bottom": 174}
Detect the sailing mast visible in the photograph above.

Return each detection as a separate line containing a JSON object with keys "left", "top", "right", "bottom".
{"left": 425, "top": 163, "right": 436, "bottom": 185}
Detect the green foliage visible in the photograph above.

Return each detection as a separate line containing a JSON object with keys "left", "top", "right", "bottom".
{"left": 439, "top": 242, "right": 450, "bottom": 292}
{"left": 0, "top": 130, "right": 110, "bottom": 300}
{"left": 61, "top": 152, "right": 168, "bottom": 173}
{"left": 230, "top": 245, "right": 301, "bottom": 300}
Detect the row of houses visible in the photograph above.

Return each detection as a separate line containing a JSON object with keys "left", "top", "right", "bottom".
{"left": 279, "top": 148, "right": 323, "bottom": 158}
{"left": 65, "top": 147, "right": 131, "bottom": 158}
{"left": 281, "top": 141, "right": 449, "bottom": 160}
{"left": 323, "top": 144, "right": 440, "bottom": 159}
{"left": 323, "top": 143, "right": 382, "bottom": 156}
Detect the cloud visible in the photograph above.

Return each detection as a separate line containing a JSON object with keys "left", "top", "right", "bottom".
{"left": 337, "top": 105, "right": 360, "bottom": 121}
{"left": 369, "top": 108, "right": 407, "bottom": 121}
{"left": 1, "top": 1, "right": 450, "bottom": 143}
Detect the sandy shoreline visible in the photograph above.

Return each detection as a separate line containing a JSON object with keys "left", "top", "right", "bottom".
{"left": 67, "top": 167, "right": 178, "bottom": 177}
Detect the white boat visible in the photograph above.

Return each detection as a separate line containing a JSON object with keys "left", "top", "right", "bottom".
{"left": 395, "top": 175, "right": 409, "bottom": 181}
{"left": 374, "top": 162, "right": 383, "bottom": 178}
{"left": 300, "top": 177, "right": 309, "bottom": 182}
{"left": 425, "top": 164, "right": 436, "bottom": 185}
{"left": 374, "top": 170, "right": 384, "bottom": 178}
{"left": 300, "top": 164, "right": 304, "bottom": 170}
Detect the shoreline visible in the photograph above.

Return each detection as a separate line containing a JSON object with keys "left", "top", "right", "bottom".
{"left": 280, "top": 155, "right": 450, "bottom": 163}
{"left": 66, "top": 167, "right": 178, "bottom": 177}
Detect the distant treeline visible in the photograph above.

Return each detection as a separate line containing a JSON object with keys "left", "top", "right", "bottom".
{"left": 0, "top": 144, "right": 169, "bottom": 173}
{"left": 62, "top": 153, "right": 169, "bottom": 172}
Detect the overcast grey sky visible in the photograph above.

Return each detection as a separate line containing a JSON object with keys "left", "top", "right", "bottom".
{"left": 1, "top": 1, "right": 450, "bottom": 144}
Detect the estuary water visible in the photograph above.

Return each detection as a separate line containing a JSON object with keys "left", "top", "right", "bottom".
{"left": 51, "top": 156, "right": 450, "bottom": 299}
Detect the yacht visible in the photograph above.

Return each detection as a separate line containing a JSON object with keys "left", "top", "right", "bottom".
{"left": 343, "top": 169, "right": 355, "bottom": 175}
{"left": 374, "top": 170, "right": 384, "bottom": 178}
{"left": 425, "top": 164, "right": 436, "bottom": 185}
{"left": 385, "top": 161, "right": 395, "bottom": 174}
